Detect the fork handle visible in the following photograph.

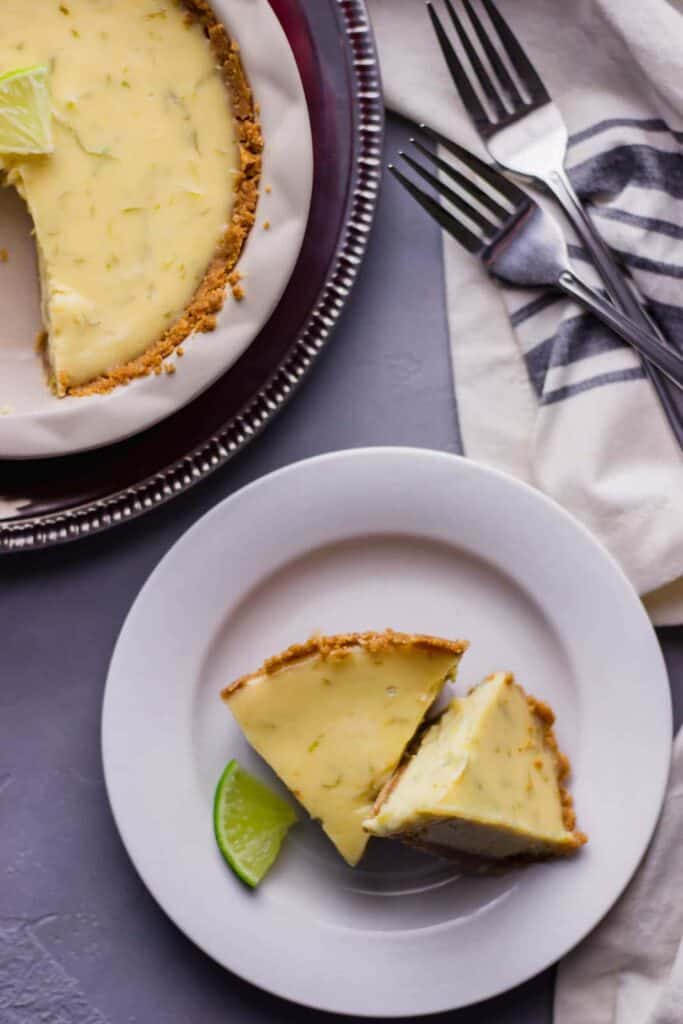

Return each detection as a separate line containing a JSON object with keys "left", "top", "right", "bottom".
{"left": 546, "top": 168, "right": 683, "bottom": 431}
{"left": 557, "top": 270, "right": 683, "bottom": 390}
{"left": 546, "top": 170, "right": 647, "bottom": 313}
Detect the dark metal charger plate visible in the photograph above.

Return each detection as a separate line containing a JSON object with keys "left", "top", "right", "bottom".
{"left": 0, "top": 0, "right": 383, "bottom": 552}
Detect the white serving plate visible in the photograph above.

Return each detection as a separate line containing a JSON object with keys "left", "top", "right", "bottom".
{"left": 102, "top": 447, "right": 672, "bottom": 1016}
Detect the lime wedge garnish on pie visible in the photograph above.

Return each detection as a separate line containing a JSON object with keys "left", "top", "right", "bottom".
{"left": 0, "top": 65, "right": 53, "bottom": 155}
{"left": 213, "top": 760, "right": 297, "bottom": 887}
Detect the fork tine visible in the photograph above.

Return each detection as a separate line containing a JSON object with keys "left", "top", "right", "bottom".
{"left": 426, "top": 2, "right": 491, "bottom": 133}
{"left": 410, "top": 139, "right": 509, "bottom": 221}
{"left": 461, "top": 0, "right": 523, "bottom": 109}
{"left": 442, "top": 0, "right": 507, "bottom": 121}
{"left": 400, "top": 151, "right": 500, "bottom": 236}
{"left": 388, "top": 165, "right": 482, "bottom": 254}
{"left": 480, "top": 0, "right": 549, "bottom": 102}
{"left": 418, "top": 123, "right": 527, "bottom": 206}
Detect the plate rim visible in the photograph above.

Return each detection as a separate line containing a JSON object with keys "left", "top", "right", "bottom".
{"left": 0, "top": 0, "right": 384, "bottom": 552}
{"left": 102, "top": 445, "right": 673, "bottom": 1017}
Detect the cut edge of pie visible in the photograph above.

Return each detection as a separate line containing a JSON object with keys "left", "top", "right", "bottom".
{"left": 48, "top": 0, "right": 262, "bottom": 398}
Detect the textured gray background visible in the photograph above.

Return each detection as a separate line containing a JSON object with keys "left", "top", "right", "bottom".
{"left": 1, "top": 116, "right": 681, "bottom": 1024}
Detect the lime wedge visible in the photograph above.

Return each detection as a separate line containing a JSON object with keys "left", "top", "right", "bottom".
{"left": 213, "top": 760, "right": 297, "bottom": 887}
{"left": 0, "top": 65, "right": 53, "bottom": 155}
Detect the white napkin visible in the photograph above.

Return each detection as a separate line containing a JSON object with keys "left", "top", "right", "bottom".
{"left": 367, "top": 0, "right": 683, "bottom": 625}
{"left": 554, "top": 730, "right": 683, "bottom": 1024}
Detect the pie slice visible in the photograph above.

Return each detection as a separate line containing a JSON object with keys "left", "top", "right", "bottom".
{"left": 221, "top": 631, "right": 468, "bottom": 866}
{"left": 0, "top": 0, "right": 260, "bottom": 396}
{"left": 364, "top": 672, "right": 586, "bottom": 870}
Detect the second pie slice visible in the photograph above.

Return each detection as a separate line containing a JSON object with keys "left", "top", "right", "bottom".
{"left": 221, "top": 630, "right": 468, "bottom": 866}
{"left": 364, "top": 672, "right": 586, "bottom": 869}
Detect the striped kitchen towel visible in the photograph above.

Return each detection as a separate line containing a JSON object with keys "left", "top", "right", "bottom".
{"left": 368, "top": 0, "right": 683, "bottom": 624}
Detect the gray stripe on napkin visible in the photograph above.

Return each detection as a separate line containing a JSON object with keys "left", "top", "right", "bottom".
{"left": 525, "top": 314, "right": 630, "bottom": 396}
{"left": 568, "top": 117, "right": 681, "bottom": 147}
{"left": 510, "top": 292, "right": 564, "bottom": 327}
{"left": 570, "top": 145, "right": 683, "bottom": 199}
{"left": 591, "top": 206, "right": 683, "bottom": 240}
{"left": 649, "top": 299, "right": 683, "bottom": 339}
{"left": 541, "top": 367, "right": 645, "bottom": 405}
{"left": 566, "top": 243, "right": 595, "bottom": 267}
{"left": 609, "top": 247, "right": 683, "bottom": 280}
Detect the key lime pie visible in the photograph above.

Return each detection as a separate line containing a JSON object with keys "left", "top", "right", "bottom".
{"left": 365, "top": 672, "right": 586, "bottom": 869}
{"left": 222, "top": 636, "right": 586, "bottom": 872}
{"left": 0, "top": 0, "right": 260, "bottom": 396}
{"left": 222, "top": 631, "right": 468, "bottom": 866}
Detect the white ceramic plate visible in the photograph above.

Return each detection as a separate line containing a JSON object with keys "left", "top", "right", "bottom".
{"left": 0, "top": 0, "right": 312, "bottom": 459}
{"left": 102, "top": 448, "right": 672, "bottom": 1017}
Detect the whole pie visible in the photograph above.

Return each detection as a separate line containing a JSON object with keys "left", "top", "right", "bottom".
{"left": 0, "top": 0, "right": 261, "bottom": 396}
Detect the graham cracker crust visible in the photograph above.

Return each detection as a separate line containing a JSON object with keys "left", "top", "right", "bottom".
{"left": 221, "top": 629, "right": 469, "bottom": 700}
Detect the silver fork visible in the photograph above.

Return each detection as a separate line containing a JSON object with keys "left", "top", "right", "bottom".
{"left": 427, "top": 0, "right": 683, "bottom": 437}
{"left": 389, "top": 128, "right": 683, "bottom": 389}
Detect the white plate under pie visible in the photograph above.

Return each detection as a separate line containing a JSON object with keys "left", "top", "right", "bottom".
{"left": 0, "top": 0, "right": 312, "bottom": 459}
{"left": 102, "top": 448, "right": 672, "bottom": 1016}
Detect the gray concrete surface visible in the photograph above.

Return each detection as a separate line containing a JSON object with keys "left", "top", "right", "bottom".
{"left": 1, "top": 115, "right": 680, "bottom": 1024}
